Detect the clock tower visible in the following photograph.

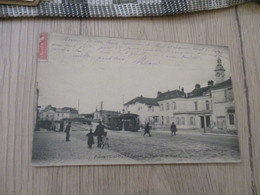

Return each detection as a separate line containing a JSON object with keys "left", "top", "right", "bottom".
{"left": 214, "top": 58, "right": 225, "bottom": 84}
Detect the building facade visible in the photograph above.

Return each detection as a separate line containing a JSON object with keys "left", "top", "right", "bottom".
{"left": 128, "top": 58, "right": 237, "bottom": 132}
{"left": 157, "top": 84, "right": 214, "bottom": 129}
{"left": 211, "top": 78, "right": 236, "bottom": 131}
{"left": 39, "top": 105, "right": 78, "bottom": 121}
{"left": 124, "top": 96, "right": 160, "bottom": 126}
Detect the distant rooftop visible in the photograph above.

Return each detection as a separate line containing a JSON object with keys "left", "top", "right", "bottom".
{"left": 187, "top": 86, "right": 211, "bottom": 98}
{"left": 124, "top": 96, "right": 159, "bottom": 106}
{"left": 212, "top": 78, "right": 232, "bottom": 90}
{"left": 157, "top": 90, "right": 186, "bottom": 101}
{"left": 41, "top": 105, "right": 78, "bottom": 113}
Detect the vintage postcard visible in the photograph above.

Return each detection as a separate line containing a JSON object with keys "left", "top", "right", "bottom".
{"left": 32, "top": 33, "right": 240, "bottom": 166}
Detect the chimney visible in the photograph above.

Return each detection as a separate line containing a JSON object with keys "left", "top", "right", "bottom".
{"left": 140, "top": 95, "right": 143, "bottom": 98}
{"left": 157, "top": 91, "right": 162, "bottom": 97}
{"left": 181, "top": 87, "right": 184, "bottom": 93}
{"left": 195, "top": 84, "right": 201, "bottom": 89}
{"left": 208, "top": 80, "right": 214, "bottom": 86}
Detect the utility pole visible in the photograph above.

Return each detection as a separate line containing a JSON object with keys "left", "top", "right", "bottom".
{"left": 100, "top": 101, "right": 103, "bottom": 123}
{"left": 122, "top": 108, "right": 125, "bottom": 131}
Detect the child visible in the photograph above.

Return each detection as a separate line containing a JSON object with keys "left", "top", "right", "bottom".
{"left": 86, "top": 129, "right": 94, "bottom": 148}
{"left": 101, "top": 132, "right": 109, "bottom": 149}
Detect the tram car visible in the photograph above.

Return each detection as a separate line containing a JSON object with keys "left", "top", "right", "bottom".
{"left": 106, "top": 113, "right": 140, "bottom": 132}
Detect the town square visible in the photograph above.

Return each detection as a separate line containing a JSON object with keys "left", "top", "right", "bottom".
{"left": 32, "top": 122, "right": 240, "bottom": 166}
{"left": 32, "top": 34, "right": 240, "bottom": 165}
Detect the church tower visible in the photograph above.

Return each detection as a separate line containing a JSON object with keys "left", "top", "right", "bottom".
{"left": 214, "top": 58, "right": 225, "bottom": 84}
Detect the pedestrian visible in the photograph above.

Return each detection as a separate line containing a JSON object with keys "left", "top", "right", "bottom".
{"left": 86, "top": 129, "right": 94, "bottom": 148}
{"left": 101, "top": 132, "right": 109, "bottom": 149}
{"left": 171, "top": 122, "right": 177, "bottom": 136}
{"left": 94, "top": 121, "right": 105, "bottom": 148}
{"left": 143, "top": 122, "right": 152, "bottom": 137}
{"left": 65, "top": 122, "right": 72, "bottom": 141}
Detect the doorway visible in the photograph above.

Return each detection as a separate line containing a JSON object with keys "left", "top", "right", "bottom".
{"left": 206, "top": 116, "right": 210, "bottom": 127}
{"left": 200, "top": 116, "right": 205, "bottom": 128}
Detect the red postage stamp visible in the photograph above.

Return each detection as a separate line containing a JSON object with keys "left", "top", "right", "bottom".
{"left": 38, "top": 33, "right": 48, "bottom": 61}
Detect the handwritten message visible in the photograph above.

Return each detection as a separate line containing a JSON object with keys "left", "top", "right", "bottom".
{"left": 50, "top": 35, "right": 228, "bottom": 66}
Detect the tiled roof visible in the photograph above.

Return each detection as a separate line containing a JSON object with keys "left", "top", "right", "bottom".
{"left": 187, "top": 86, "right": 211, "bottom": 98}
{"left": 211, "top": 78, "right": 232, "bottom": 90}
{"left": 124, "top": 96, "right": 159, "bottom": 106}
{"left": 157, "top": 90, "right": 185, "bottom": 101}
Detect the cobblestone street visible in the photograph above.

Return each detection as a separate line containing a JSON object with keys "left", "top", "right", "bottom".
{"left": 32, "top": 124, "right": 240, "bottom": 166}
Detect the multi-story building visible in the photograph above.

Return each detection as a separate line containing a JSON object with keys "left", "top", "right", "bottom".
{"left": 124, "top": 95, "right": 159, "bottom": 126}
{"left": 39, "top": 105, "right": 78, "bottom": 121}
{"left": 211, "top": 78, "right": 236, "bottom": 131}
{"left": 137, "top": 57, "right": 237, "bottom": 132}
{"left": 157, "top": 83, "right": 213, "bottom": 129}
{"left": 156, "top": 89, "right": 185, "bottom": 127}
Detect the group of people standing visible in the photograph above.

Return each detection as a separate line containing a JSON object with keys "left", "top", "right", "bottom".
{"left": 143, "top": 121, "right": 178, "bottom": 137}
{"left": 86, "top": 121, "right": 109, "bottom": 149}
{"left": 64, "top": 121, "right": 109, "bottom": 149}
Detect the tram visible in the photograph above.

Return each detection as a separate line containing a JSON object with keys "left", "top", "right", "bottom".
{"left": 105, "top": 113, "right": 140, "bottom": 132}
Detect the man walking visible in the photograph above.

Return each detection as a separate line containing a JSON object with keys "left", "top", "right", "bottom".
{"left": 171, "top": 122, "right": 177, "bottom": 136}
{"left": 94, "top": 121, "right": 105, "bottom": 148}
{"left": 143, "top": 122, "right": 152, "bottom": 137}
{"left": 65, "top": 122, "right": 72, "bottom": 141}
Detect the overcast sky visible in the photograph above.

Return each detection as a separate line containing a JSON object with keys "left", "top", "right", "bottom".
{"left": 38, "top": 34, "right": 231, "bottom": 114}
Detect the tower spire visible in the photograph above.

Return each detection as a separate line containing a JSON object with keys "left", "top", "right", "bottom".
{"left": 214, "top": 57, "right": 225, "bottom": 84}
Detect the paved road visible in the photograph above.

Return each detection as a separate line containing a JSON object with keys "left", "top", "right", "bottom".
{"left": 32, "top": 124, "right": 240, "bottom": 166}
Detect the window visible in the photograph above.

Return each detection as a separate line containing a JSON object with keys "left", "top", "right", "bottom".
{"left": 190, "top": 117, "right": 195, "bottom": 125}
{"left": 176, "top": 117, "right": 179, "bottom": 125}
{"left": 224, "top": 89, "right": 228, "bottom": 101}
{"left": 161, "top": 116, "right": 164, "bottom": 124}
{"left": 154, "top": 116, "right": 159, "bottom": 123}
{"left": 206, "top": 100, "right": 210, "bottom": 110}
{"left": 181, "top": 117, "right": 185, "bottom": 125}
{"left": 148, "top": 106, "right": 154, "bottom": 112}
{"left": 57, "top": 113, "right": 59, "bottom": 116}
{"left": 194, "top": 102, "right": 198, "bottom": 110}
{"left": 166, "top": 116, "right": 170, "bottom": 124}
{"left": 160, "top": 104, "right": 164, "bottom": 111}
{"left": 166, "top": 103, "right": 170, "bottom": 110}
{"left": 172, "top": 102, "right": 176, "bottom": 110}
{"left": 229, "top": 114, "right": 235, "bottom": 125}
{"left": 227, "top": 88, "right": 234, "bottom": 101}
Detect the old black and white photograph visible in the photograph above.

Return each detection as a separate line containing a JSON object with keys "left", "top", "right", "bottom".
{"left": 32, "top": 33, "right": 240, "bottom": 166}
